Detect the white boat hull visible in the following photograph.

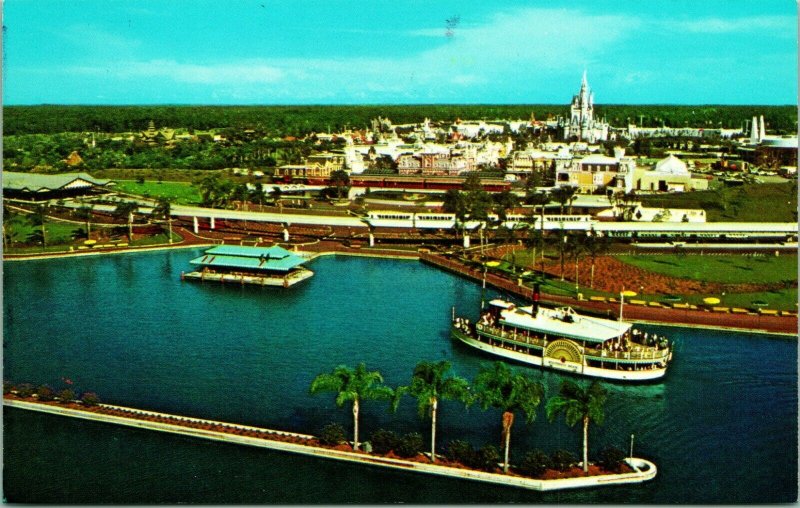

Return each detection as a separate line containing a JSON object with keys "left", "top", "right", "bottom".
{"left": 183, "top": 269, "right": 314, "bottom": 287}
{"left": 452, "top": 329, "right": 667, "bottom": 382}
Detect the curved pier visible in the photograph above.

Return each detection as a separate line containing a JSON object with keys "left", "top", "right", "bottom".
{"left": 5, "top": 397, "right": 656, "bottom": 492}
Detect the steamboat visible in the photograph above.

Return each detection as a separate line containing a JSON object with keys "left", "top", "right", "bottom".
{"left": 451, "top": 296, "right": 673, "bottom": 381}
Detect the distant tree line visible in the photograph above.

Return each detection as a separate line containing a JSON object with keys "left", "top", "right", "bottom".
{"left": 5, "top": 104, "right": 796, "bottom": 136}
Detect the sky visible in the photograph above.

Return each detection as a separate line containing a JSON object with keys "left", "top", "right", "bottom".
{"left": 2, "top": 0, "right": 797, "bottom": 105}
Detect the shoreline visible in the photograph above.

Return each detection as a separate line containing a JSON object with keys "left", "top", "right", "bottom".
{"left": 4, "top": 397, "right": 656, "bottom": 492}
{"left": 4, "top": 237, "right": 795, "bottom": 336}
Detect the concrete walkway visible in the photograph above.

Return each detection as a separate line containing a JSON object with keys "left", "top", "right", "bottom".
{"left": 5, "top": 398, "right": 656, "bottom": 492}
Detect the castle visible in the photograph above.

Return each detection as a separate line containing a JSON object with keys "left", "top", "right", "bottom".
{"left": 560, "top": 71, "right": 609, "bottom": 143}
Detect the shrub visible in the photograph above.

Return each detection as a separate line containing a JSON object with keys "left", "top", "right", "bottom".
{"left": 447, "top": 439, "right": 478, "bottom": 466}
{"left": 597, "top": 446, "right": 627, "bottom": 473}
{"left": 16, "top": 383, "right": 35, "bottom": 398}
{"left": 3, "top": 382, "right": 14, "bottom": 395}
{"left": 81, "top": 392, "right": 100, "bottom": 406}
{"left": 58, "top": 389, "right": 76, "bottom": 403}
{"left": 519, "top": 449, "right": 553, "bottom": 478}
{"left": 318, "top": 423, "right": 345, "bottom": 446}
{"left": 370, "top": 429, "right": 400, "bottom": 455}
{"left": 36, "top": 385, "right": 55, "bottom": 402}
{"left": 395, "top": 432, "right": 423, "bottom": 459}
{"left": 476, "top": 445, "right": 500, "bottom": 472}
{"left": 551, "top": 449, "right": 576, "bottom": 472}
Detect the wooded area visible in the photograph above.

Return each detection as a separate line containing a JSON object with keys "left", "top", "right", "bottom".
{"left": 4, "top": 104, "right": 797, "bottom": 135}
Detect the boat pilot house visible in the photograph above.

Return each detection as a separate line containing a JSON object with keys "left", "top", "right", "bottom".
{"left": 183, "top": 245, "right": 314, "bottom": 288}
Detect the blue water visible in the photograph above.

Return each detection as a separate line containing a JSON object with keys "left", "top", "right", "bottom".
{"left": 3, "top": 250, "right": 798, "bottom": 503}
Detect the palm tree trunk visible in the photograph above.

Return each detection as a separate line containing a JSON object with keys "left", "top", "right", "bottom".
{"left": 590, "top": 259, "right": 595, "bottom": 289}
{"left": 128, "top": 212, "right": 133, "bottom": 242}
{"left": 502, "top": 411, "right": 514, "bottom": 473}
{"left": 352, "top": 398, "right": 360, "bottom": 451}
{"left": 583, "top": 415, "right": 589, "bottom": 473}
{"left": 168, "top": 218, "right": 173, "bottom": 244}
{"left": 430, "top": 398, "right": 438, "bottom": 462}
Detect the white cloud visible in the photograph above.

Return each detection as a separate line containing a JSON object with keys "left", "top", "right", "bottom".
{"left": 675, "top": 15, "right": 795, "bottom": 34}
{"left": 49, "top": 7, "right": 793, "bottom": 104}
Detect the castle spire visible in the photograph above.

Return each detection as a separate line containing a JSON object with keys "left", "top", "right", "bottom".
{"left": 581, "top": 69, "right": 588, "bottom": 89}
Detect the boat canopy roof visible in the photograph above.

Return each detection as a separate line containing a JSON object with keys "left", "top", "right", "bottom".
{"left": 189, "top": 245, "right": 308, "bottom": 272}
{"left": 493, "top": 300, "right": 631, "bottom": 343}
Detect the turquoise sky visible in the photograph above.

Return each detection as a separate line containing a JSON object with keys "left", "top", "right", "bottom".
{"left": 2, "top": 0, "right": 797, "bottom": 105}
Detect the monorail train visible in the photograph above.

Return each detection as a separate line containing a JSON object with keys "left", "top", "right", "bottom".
{"left": 364, "top": 210, "right": 797, "bottom": 243}
{"left": 365, "top": 211, "right": 592, "bottom": 230}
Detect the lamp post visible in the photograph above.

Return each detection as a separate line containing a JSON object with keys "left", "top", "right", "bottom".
{"left": 630, "top": 433, "right": 635, "bottom": 459}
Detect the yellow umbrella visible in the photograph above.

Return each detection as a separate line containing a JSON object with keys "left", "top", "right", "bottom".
{"left": 703, "top": 297, "right": 721, "bottom": 305}
{"left": 83, "top": 239, "right": 97, "bottom": 246}
{"left": 620, "top": 290, "right": 637, "bottom": 297}
{"left": 485, "top": 261, "right": 501, "bottom": 267}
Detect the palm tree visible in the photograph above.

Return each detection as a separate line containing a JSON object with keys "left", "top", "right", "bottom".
{"left": 492, "top": 190, "right": 519, "bottom": 223}
{"left": 473, "top": 362, "right": 545, "bottom": 473}
{"left": 546, "top": 380, "right": 607, "bottom": 474}
{"left": 231, "top": 183, "right": 250, "bottom": 211}
{"left": 151, "top": 197, "right": 174, "bottom": 244}
{"left": 550, "top": 185, "right": 578, "bottom": 216}
{"left": 525, "top": 226, "right": 544, "bottom": 273}
{"left": 73, "top": 205, "right": 94, "bottom": 237}
{"left": 397, "top": 360, "right": 471, "bottom": 463}
{"left": 443, "top": 189, "right": 468, "bottom": 244}
{"left": 525, "top": 190, "right": 549, "bottom": 229}
{"left": 248, "top": 182, "right": 266, "bottom": 209}
{"left": 29, "top": 204, "right": 50, "bottom": 249}
{"left": 556, "top": 226, "right": 569, "bottom": 281}
{"left": 113, "top": 202, "right": 138, "bottom": 242}
{"left": 498, "top": 223, "right": 523, "bottom": 273}
{"left": 566, "top": 233, "right": 586, "bottom": 292}
{"left": 3, "top": 209, "right": 29, "bottom": 249}
{"left": 584, "top": 228, "right": 609, "bottom": 289}
{"left": 310, "top": 363, "right": 394, "bottom": 451}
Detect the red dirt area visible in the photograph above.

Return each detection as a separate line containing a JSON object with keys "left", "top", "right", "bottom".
{"left": 536, "top": 255, "right": 786, "bottom": 295}
{"left": 539, "top": 463, "right": 631, "bottom": 480}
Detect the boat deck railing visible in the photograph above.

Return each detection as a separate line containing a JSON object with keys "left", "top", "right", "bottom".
{"left": 474, "top": 323, "right": 670, "bottom": 361}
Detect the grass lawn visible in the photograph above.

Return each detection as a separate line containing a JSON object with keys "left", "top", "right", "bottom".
{"left": 640, "top": 182, "right": 797, "bottom": 222}
{"left": 615, "top": 254, "right": 797, "bottom": 285}
{"left": 114, "top": 180, "right": 202, "bottom": 205}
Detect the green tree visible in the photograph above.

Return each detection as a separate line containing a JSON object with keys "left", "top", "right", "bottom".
{"left": 443, "top": 189, "right": 468, "bottom": 241}
{"left": 492, "top": 190, "right": 519, "bottom": 222}
{"left": 29, "top": 204, "right": 50, "bottom": 249}
{"left": 310, "top": 363, "right": 395, "bottom": 451}
{"left": 566, "top": 233, "right": 586, "bottom": 292}
{"left": 396, "top": 360, "right": 471, "bottom": 463}
{"left": 3, "top": 209, "right": 30, "bottom": 249}
{"left": 550, "top": 185, "right": 578, "bottom": 215}
{"left": 113, "top": 201, "right": 139, "bottom": 241}
{"left": 329, "top": 169, "right": 350, "bottom": 199}
{"left": 584, "top": 228, "right": 609, "bottom": 289}
{"left": 546, "top": 380, "right": 607, "bottom": 474}
{"left": 73, "top": 205, "right": 94, "bottom": 237}
{"left": 473, "top": 362, "right": 545, "bottom": 473}
{"left": 231, "top": 183, "right": 250, "bottom": 210}
{"left": 151, "top": 197, "right": 174, "bottom": 244}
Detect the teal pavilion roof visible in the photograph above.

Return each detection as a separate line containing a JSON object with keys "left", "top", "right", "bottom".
{"left": 189, "top": 245, "right": 308, "bottom": 273}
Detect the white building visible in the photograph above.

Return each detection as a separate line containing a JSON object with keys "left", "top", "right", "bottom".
{"left": 631, "top": 154, "right": 709, "bottom": 192}
{"left": 560, "top": 72, "right": 609, "bottom": 143}
{"left": 555, "top": 147, "right": 635, "bottom": 193}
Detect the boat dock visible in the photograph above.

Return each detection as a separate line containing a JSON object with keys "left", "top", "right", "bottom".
{"left": 4, "top": 397, "right": 656, "bottom": 492}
